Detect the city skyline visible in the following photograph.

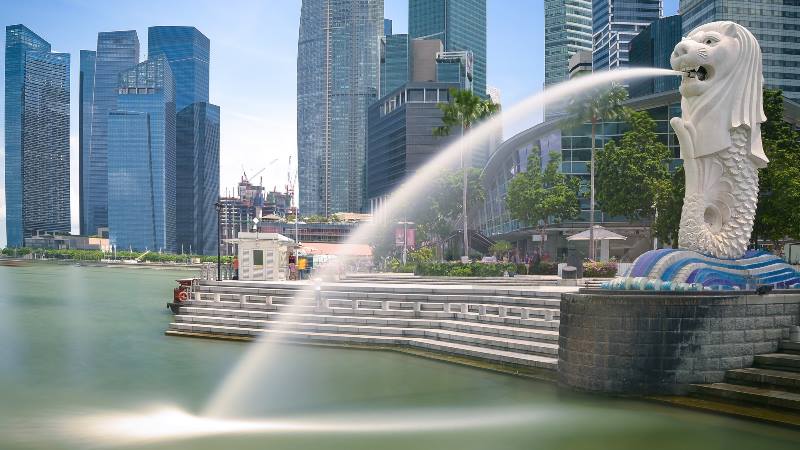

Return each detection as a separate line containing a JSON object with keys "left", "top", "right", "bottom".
{"left": 0, "top": 0, "right": 679, "bottom": 247}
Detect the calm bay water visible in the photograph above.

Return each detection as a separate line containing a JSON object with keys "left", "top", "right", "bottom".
{"left": 0, "top": 263, "right": 798, "bottom": 449}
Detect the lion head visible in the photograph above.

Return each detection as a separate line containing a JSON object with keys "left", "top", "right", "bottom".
{"left": 670, "top": 21, "right": 767, "bottom": 167}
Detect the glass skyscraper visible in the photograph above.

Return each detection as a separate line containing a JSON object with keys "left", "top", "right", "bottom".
{"left": 592, "top": 0, "right": 662, "bottom": 71}
{"left": 149, "top": 26, "right": 219, "bottom": 255}
{"left": 629, "top": 15, "right": 682, "bottom": 98}
{"left": 82, "top": 30, "right": 140, "bottom": 236}
{"left": 679, "top": 0, "right": 800, "bottom": 102}
{"left": 5, "top": 25, "right": 71, "bottom": 247}
{"left": 176, "top": 103, "right": 220, "bottom": 255}
{"left": 108, "top": 56, "right": 176, "bottom": 252}
{"left": 148, "top": 26, "right": 210, "bottom": 111}
{"left": 297, "top": 0, "right": 384, "bottom": 216}
{"left": 79, "top": 50, "right": 96, "bottom": 235}
{"left": 544, "top": 0, "right": 593, "bottom": 88}
{"left": 544, "top": 1, "right": 593, "bottom": 119}
{"left": 380, "top": 29, "right": 409, "bottom": 98}
{"left": 409, "top": 0, "right": 487, "bottom": 98}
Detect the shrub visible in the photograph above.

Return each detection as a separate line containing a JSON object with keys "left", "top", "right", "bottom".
{"left": 414, "top": 261, "right": 517, "bottom": 277}
{"left": 516, "top": 263, "right": 528, "bottom": 275}
{"left": 529, "top": 260, "right": 558, "bottom": 275}
{"left": 583, "top": 260, "right": 618, "bottom": 278}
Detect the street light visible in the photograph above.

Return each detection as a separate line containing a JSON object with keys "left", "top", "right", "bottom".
{"left": 214, "top": 200, "right": 222, "bottom": 281}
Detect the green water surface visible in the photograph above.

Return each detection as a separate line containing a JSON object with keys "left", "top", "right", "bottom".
{"left": 0, "top": 264, "right": 798, "bottom": 450}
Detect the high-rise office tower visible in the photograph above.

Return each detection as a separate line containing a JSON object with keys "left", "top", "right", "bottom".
{"left": 544, "top": 0, "right": 593, "bottom": 87}
{"left": 409, "top": 0, "right": 487, "bottom": 99}
{"left": 297, "top": 0, "right": 384, "bottom": 216}
{"left": 380, "top": 22, "right": 409, "bottom": 98}
{"left": 4, "top": 25, "right": 71, "bottom": 247}
{"left": 543, "top": 0, "right": 593, "bottom": 119}
{"left": 149, "top": 26, "right": 219, "bottom": 255}
{"left": 107, "top": 56, "right": 176, "bottom": 252}
{"left": 592, "top": 0, "right": 662, "bottom": 71}
{"left": 79, "top": 50, "right": 95, "bottom": 236}
{"left": 680, "top": 0, "right": 800, "bottom": 102}
{"left": 629, "top": 15, "right": 682, "bottom": 98}
{"left": 82, "top": 30, "right": 140, "bottom": 236}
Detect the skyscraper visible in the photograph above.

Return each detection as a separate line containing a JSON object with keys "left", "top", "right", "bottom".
{"left": 147, "top": 26, "right": 210, "bottom": 111}
{"left": 679, "top": 0, "right": 800, "bottom": 102}
{"left": 408, "top": 0, "right": 487, "bottom": 98}
{"left": 107, "top": 56, "right": 176, "bottom": 252}
{"left": 629, "top": 15, "right": 682, "bottom": 98}
{"left": 543, "top": 0, "right": 593, "bottom": 119}
{"left": 149, "top": 26, "right": 219, "bottom": 255}
{"left": 82, "top": 30, "right": 140, "bottom": 236}
{"left": 176, "top": 102, "right": 220, "bottom": 255}
{"left": 592, "top": 0, "right": 662, "bottom": 71}
{"left": 379, "top": 25, "right": 409, "bottom": 98}
{"left": 297, "top": 0, "right": 384, "bottom": 216}
{"left": 544, "top": 0, "right": 593, "bottom": 88}
{"left": 79, "top": 50, "right": 95, "bottom": 236}
{"left": 409, "top": 0, "right": 487, "bottom": 99}
{"left": 5, "top": 25, "right": 70, "bottom": 247}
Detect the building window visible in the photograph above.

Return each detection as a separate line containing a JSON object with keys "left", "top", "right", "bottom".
{"left": 253, "top": 249, "right": 263, "bottom": 266}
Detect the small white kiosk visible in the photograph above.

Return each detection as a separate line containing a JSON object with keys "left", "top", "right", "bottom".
{"left": 226, "top": 232, "right": 296, "bottom": 281}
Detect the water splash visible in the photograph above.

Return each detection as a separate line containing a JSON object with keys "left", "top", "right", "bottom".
{"left": 203, "top": 68, "right": 681, "bottom": 417}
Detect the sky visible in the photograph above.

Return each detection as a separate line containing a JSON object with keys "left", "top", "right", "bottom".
{"left": 0, "top": 0, "right": 678, "bottom": 247}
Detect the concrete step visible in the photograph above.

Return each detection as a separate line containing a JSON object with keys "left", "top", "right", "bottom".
{"left": 754, "top": 353, "right": 800, "bottom": 372}
{"left": 173, "top": 314, "right": 558, "bottom": 356}
{"left": 167, "top": 321, "right": 558, "bottom": 370}
{"left": 178, "top": 300, "right": 560, "bottom": 330}
{"left": 781, "top": 341, "right": 800, "bottom": 355}
{"left": 177, "top": 306, "right": 560, "bottom": 341}
{"left": 690, "top": 382, "right": 800, "bottom": 411}
{"left": 193, "top": 286, "right": 562, "bottom": 308}
{"left": 726, "top": 367, "right": 800, "bottom": 393}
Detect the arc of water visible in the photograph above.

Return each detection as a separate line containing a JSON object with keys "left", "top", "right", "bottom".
{"left": 204, "top": 68, "right": 682, "bottom": 417}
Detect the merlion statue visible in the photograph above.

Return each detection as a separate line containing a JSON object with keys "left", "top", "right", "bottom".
{"left": 669, "top": 21, "right": 766, "bottom": 259}
{"left": 603, "top": 22, "right": 800, "bottom": 291}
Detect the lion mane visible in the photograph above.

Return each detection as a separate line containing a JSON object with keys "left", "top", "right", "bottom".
{"left": 681, "top": 21, "right": 768, "bottom": 167}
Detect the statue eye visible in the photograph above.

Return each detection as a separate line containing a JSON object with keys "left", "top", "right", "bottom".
{"left": 704, "top": 37, "right": 718, "bottom": 45}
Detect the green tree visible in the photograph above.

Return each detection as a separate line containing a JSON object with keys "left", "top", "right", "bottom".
{"left": 652, "top": 166, "right": 685, "bottom": 248}
{"left": 754, "top": 89, "right": 800, "bottom": 247}
{"left": 566, "top": 83, "right": 629, "bottom": 259}
{"left": 414, "top": 168, "right": 485, "bottom": 260}
{"left": 505, "top": 151, "right": 580, "bottom": 251}
{"left": 434, "top": 88, "right": 500, "bottom": 260}
{"left": 489, "top": 240, "right": 512, "bottom": 259}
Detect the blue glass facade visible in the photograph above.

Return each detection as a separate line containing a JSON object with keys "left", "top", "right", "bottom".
{"left": 5, "top": 25, "right": 70, "bottom": 247}
{"left": 108, "top": 57, "right": 176, "bottom": 252}
{"left": 150, "top": 25, "right": 218, "bottom": 254}
{"left": 84, "top": 30, "right": 140, "bottom": 237}
{"left": 409, "top": 0, "right": 487, "bottom": 97}
{"left": 629, "top": 15, "right": 682, "bottom": 97}
{"left": 679, "top": 0, "right": 800, "bottom": 102}
{"left": 297, "top": 0, "right": 384, "bottom": 216}
{"left": 147, "top": 26, "right": 210, "bottom": 111}
{"left": 380, "top": 33, "right": 409, "bottom": 98}
{"left": 79, "top": 50, "right": 96, "bottom": 235}
{"left": 592, "top": 0, "right": 662, "bottom": 71}
{"left": 176, "top": 102, "right": 220, "bottom": 255}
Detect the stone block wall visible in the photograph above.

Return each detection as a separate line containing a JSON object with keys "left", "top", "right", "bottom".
{"left": 558, "top": 291, "right": 800, "bottom": 395}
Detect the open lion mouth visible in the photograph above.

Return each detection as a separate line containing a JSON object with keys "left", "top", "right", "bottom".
{"left": 681, "top": 65, "right": 709, "bottom": 81}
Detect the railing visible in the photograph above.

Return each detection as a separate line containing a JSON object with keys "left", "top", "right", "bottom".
{"left": 187, "top": 291, "right": 558, "bottom": 322}
{"left": 200, "top": 262, "right": 236, "bottom": 281}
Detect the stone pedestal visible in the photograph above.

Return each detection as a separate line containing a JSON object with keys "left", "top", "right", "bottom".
{"left": 558, "top": 291, "right": 800, "bottom": 395}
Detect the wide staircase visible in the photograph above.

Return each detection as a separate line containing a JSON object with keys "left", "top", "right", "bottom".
{"left": 166, "top": 280, "right": 570, "bottom": 373}
{"left": 687, "top": 341, "right": 800, "bottom": 424}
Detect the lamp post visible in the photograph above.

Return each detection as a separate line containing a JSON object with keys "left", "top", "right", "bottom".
{"left": 214, "top": 200, "right": 222, "bottom": 281}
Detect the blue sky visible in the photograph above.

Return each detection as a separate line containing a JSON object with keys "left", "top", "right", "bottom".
{"left": 0, "top": 0, "right": 678, "bottom": 246}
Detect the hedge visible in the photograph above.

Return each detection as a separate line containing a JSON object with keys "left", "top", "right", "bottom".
{"left": 413, "top": 261, "right": 519, "bottom": 277}
{"left": 583, "top": 260, "right": 618, "bottom": 278}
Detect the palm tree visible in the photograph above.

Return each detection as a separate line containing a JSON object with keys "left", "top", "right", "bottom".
{"left": 566, "top": 84, "right": 628, "bottom": 260}
{"left": 434, "top": 88, "right": 500, "bottom": 261}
